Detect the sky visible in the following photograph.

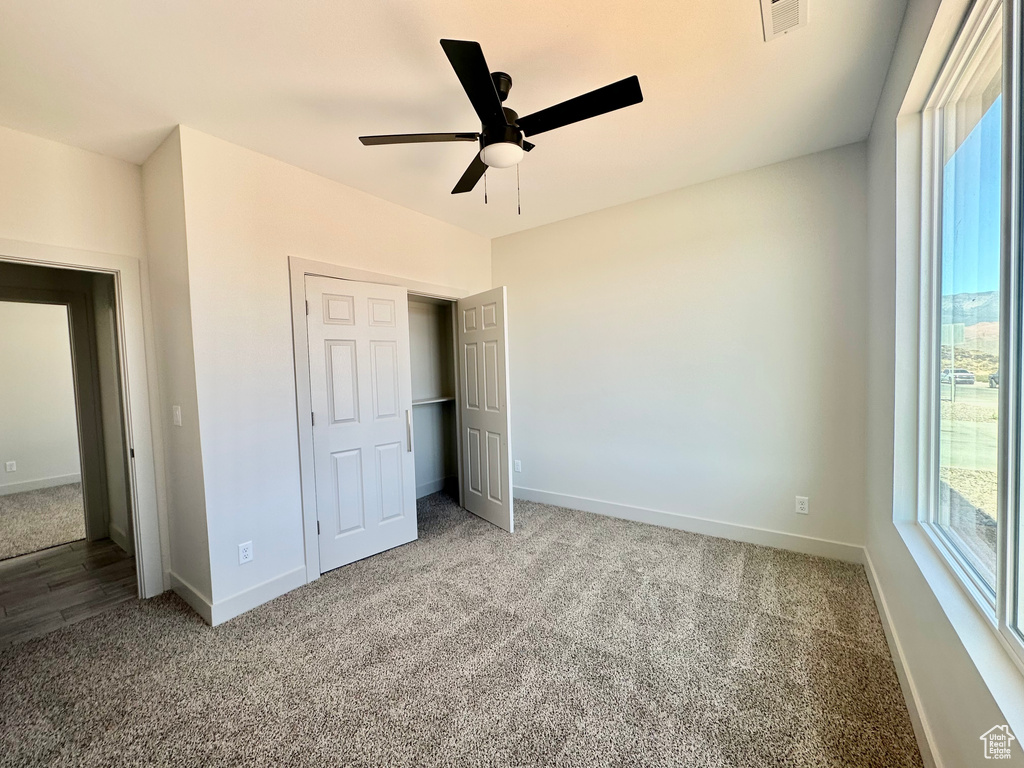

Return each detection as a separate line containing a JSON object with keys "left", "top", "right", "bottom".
{"left": 941, "top": 94, "right": 1003, "bottom": 297}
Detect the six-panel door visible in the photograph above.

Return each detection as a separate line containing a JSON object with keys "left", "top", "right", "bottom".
{"left": 305, "top": 275, "right": 417, "bottom": 572}
{"left": 457, "top": 286, "right": 514, "bottom": 532}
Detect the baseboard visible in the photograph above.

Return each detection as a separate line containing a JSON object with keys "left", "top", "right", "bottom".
{"left": 417, "top": 475, "right": 457, "bottom": 499}
{"left": 209, "top": 566, "right": 306, "bottom": 627}
{"left": 863, "top": 549, "right": 940, "bottom": 768}
{"left": 0, "top": 473, "right": 82, "bottom": 496}
{"left": 514, "top": 486, "right": 865, "bottom": 563}
{"left": 169, "top": 571, "right": 213, "bottom": 625}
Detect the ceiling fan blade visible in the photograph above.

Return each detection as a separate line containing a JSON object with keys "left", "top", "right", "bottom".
{"left": 523, "top": 140, "right": 535, "bottom": 152}
{"left": 517, "top": 75, "right": 643, "bottom": 137}
{"left": 440, "top": 39, "right": 509, "bottom": 128}
{"left": 452, "top": 153, "right": 487, "bottom": 194}
{"left": 359, "top": 132, "right": 479, "bottom": 146}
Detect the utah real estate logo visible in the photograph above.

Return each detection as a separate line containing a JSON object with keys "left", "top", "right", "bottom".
{"left": 980, "top": 725, "right": 1016, "bottom": 760}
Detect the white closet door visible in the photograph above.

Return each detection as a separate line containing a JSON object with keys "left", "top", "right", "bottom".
{"left": 306, "top": 275, "right": 417, "bottom": 572}
{"left": 457, "top": 286, "right": 513, "bottom": 532}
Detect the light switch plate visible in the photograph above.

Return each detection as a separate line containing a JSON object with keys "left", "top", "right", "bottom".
{"left": 514, "top": 460, "right": 522, "bottom": 472}
{"left": 4, "top": 461, "right": 15, "bottom": 472}
{"left": 172, "top": 405, "right": 182, "bottom": 427}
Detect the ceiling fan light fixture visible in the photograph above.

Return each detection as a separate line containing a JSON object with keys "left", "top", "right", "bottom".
{"left": 480, "top": 141, "right": 524, "bottom": 168}
{"left": 360, "top": 39, "right": 644, "bottom": 195}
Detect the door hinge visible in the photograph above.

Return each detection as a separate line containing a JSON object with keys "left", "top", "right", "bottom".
{"left": 317, "top": 520, "right": 321, "bottom": 535}
{"left": 129, "top": 448, "right": 135, "bottom": 459}
{"left": 311, "top": 411, "right": 315, "bottom": 426}
{"left": 305, "top": 300, "right": 309, "bottom": 315}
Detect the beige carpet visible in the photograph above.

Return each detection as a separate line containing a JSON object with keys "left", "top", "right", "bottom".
{"left": 0, "top": 494, "right": 922, "bottom": 767}
{"left": 0, "top": 483, "right": 85, "bottom": 561}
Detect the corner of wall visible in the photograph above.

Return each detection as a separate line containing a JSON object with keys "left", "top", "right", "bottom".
{"left": 141, "top": 127, "right": 214, "bottom": 608}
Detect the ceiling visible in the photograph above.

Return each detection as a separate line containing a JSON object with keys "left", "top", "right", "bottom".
{"left": 0, "top": 0, "right": 906, "bottom": 239}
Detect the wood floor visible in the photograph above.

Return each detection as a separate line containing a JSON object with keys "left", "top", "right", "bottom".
{"left": 0, "top": 538, "right": 136, "bottom": 648}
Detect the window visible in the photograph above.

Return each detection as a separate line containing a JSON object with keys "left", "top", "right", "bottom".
{"left": 933, "top": 1, "right": 1003, "bottom": 594}
{"left": 920, "top": 0, "right": 1024, "bottom": 663}
{"left": 1010, "top": 0, "right": 1024, "bottom": 655}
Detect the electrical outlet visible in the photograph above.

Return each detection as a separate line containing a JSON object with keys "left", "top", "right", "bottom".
{"left": 172, "top": 405, "right": 182, "bottom": 427}
{"left": 514, "top": 460, "right": 522, "bottom": 472}
{"left": 4, "top": 461, "right": 15, "bottom": 472}
{"left": 795, "top": 496, "right": 809, "bottom": 515}
{"left": 238, "top": 541, "right": 253, "bottom": 564}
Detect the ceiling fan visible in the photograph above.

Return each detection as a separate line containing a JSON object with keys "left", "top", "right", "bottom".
{"left": 359, "top": 39, "right": 643, "bottom": 194}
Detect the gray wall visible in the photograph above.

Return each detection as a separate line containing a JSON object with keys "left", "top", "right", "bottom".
{"left": 409, "top": 298, "right": 457, "bottom": 498}
{"left": 92, "top": 273, "right": 132, "bottom": 552}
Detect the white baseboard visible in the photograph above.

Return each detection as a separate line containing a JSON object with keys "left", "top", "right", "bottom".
{"left": 514, "top": 486, "right": 865, "bottom": 563}
{"left": 209, "top": 566, "right": 306, "bottom": 626}
{"left": 863, "top": 550, "right": 940, "bottom": 768}
{"left": 417, "top": 475, "right": 457, "bottom": 499}
{"left": 0, "top": 473, "right": 82, "bottom": 496}
{"left": 169, "top": 571, "right": 213, "bottom": 625}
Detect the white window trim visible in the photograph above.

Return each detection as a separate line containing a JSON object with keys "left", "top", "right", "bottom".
{"left": 915, "top": 0, "right": 1024, "bottom": 673}
{"left": 1000, "top": 0, "right": 1024, "bottom": 661}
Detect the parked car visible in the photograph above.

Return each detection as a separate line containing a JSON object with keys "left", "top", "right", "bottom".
{"left": 941, "top": 368, "right": 976, "bottom": 385}
{"left": 990, "top": 372, "right": 999, "bottom": 388}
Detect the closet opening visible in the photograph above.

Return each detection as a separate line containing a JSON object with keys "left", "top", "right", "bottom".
{"left": 408, "top": 295, "right": 460, "bottom": 504}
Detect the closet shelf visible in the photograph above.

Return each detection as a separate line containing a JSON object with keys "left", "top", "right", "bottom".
{"left": 412, "top": 396, "right": 456, "bottom": 406}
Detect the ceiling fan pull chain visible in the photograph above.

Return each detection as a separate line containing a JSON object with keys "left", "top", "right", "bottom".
{"left": 484, "top": 172, "right": 488, "bottom": 204}
{"left": 517, "top": 164, "right": 521, "bottom": 216}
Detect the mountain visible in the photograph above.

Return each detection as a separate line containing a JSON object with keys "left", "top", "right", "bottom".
{"left": 941, "top": 290, "right": 999, "bottom": 325}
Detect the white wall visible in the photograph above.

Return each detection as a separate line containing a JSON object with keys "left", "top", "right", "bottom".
{"left": 0, "top": 122, "right": 169, "bottom": 595}
{"left": 865, "top": 0, "right": 1024, "bottom": 764}
{"left": 141, "top": 129, "right": 212, "bottom": 602}
{"left": 0, "top": 125, "right": 145, "bottom": 259}
{"left": 492, "top": 143, "right": 869, "bottom": 554}
{"left": 0, "top": 301, "right": 80, "bottom": 493}
{"left": 175, "top": 127, "right": 490, "bottom": 615}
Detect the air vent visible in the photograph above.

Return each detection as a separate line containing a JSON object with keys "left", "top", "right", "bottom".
{"left": 760, "top": 0, "right": 808, "bottom": 41}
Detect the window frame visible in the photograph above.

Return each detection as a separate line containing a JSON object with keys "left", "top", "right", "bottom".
{"left": 1001, "top": 0, "right": 1024, "bottom": 659}
{"left": 917, "top": 0, "right": 1024, "bottom": 670}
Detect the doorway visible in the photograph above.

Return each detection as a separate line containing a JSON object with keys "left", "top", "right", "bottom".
{"left": 0, "top": 261, "right": 138, "bottom": 646}
{"left": 290, "top": 258, "right": 514, "bottom": 579}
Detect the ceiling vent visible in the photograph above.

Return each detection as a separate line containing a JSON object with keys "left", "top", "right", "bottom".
{"left": 760, "top": 0, "right": 808, "bottom": 41}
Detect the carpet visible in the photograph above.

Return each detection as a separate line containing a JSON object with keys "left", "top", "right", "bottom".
{"left": 0, "top": 494, "right": 923, "bottom": 767}
{"left": 0, "top": 483, "right": 85, "bottom": 561}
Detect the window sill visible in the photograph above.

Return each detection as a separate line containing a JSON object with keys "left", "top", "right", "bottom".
{"left": 895, "top": 520, "right": 1024, "bottom": 735}
{"left": 919, "top": 521, "right": 997, "bottom": 620}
